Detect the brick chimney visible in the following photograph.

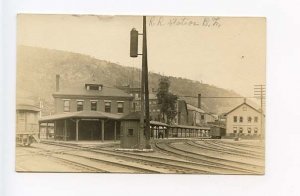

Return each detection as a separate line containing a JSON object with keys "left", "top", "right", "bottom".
{"left": 56, "top": 74, "right": 60, "bottom": 92}
{"left": 198, "top": 93, "right": 201, "bottom": 109}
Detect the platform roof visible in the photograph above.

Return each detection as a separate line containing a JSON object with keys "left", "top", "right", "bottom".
{"left": 170, "top": 124, "right": 210, "bottom": 130}
{"left": 39, "top": 110, "right": 123, "bottom": 123}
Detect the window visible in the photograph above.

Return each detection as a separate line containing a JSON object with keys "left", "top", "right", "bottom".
{"left": 254, "top": 116, "right": 258, "bottom": 123}
{"left": 117, "top": 102, "right": 124, "bottom": 113}
{"left": 254, "top": 127, "right": 258, "bottom": 134}
{"left": 247, "top": 127, "right": 252, "bottom": 134}
{"left": 91, "top": 101, "right": 97, "bottom": 111}
{"left": 201, "top": 115, "right": 205, "bottom": 120}
{"left": 18, "top": 111, "right": 25, "bottom": 122}
{"left": 239, "top": 116, "right": 243, "bottom": 123}
{"left": 105, "top": 101, "right": 111, "bottom": 113}
{"left": 243, "top": 106, "right": 247, "bottom": 111}
{"left": 77, "top": 101, "right": 83, "bottom": 111}
{"left": 90, "top": 85, "right": 98, "bottom": 90}
{"left": 239, "top": 127, "right": 243, "bottom": 133}
{"left": 128, "top": 129, "right": 134, "bottom": 136}
{"left": 87, "top": 84, "right": 102, "bottom": 91}
{"left": 63, "top": 100, "right": 70, "bottom": 112}
{"left": 233, "top": 116, "right": 237, "bottom": 122}
{"left": 248, "top": 116, "right": 252, "bottom": 123}
{"left": 233, "top": 127, "right": 237, "bottom": 133}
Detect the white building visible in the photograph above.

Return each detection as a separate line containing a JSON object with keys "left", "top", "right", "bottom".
{"left": 225, "top": 101, "right": 264, "bottom": 137}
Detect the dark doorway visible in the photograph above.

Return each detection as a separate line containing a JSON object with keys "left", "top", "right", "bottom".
{"left": 79, "top": 120, "right": 101, "bottom": 140}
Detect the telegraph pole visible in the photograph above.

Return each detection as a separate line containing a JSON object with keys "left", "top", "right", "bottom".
{"left": 143, "top": 16, "right": 151, "bottom": 149}
{"left": 130, "top": 16, "right": 151, "bottom": 149}
{"left": 254, "top": 84, "right": 265, "bottom": 140}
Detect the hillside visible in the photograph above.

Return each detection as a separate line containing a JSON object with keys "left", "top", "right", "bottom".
{"left": 17, "top": 45, "right": 243, "bottom": 116}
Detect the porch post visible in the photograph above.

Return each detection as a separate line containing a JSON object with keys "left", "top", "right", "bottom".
{"left": 76, "top": 119, "right": 79, "bottom": 141}
{"left": 38, "top": 123, "right": 41, "bottom": 139}
{"left": 64, "top": 119, "right": 67, "bottom": 141}
{"left": 101, "top": 119, "right": 105, "bottom": 142}
{"left": 46, "top": 123, "right": 49, "bottom": 139}
{"left": 54, "top": 121, "right": 57, "bottom": 140}
{"left": 114, "top": 121, "right": 117, "bottom": 142}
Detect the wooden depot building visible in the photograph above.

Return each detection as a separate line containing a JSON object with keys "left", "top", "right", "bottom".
{"left": 39, "top": 75, "right": 133, "bottom": 142}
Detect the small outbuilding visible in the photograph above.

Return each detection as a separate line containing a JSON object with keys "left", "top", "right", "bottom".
{"left": 120, "top": 112, "right": 142, "bottom": 149}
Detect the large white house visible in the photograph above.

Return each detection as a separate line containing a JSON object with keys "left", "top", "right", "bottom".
{"left": 225, "top": 101, "right": 264, "bottom": 137}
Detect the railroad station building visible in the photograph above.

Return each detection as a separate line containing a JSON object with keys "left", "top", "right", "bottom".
{"left": 225, "top": 100, "right": 264, "bottom": 137}
{"left": 39, "top": 75, "right": 133, "bottom": 142}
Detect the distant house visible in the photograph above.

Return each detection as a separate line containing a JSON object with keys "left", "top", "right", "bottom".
{"left": 186, "top": 104, "right": 217, "bottom": 126}
{"left": 225, "top": 101, "right": 264, "bottom": 137}
{"left": 39, "top": 75, "right": 133, "bottom": 141}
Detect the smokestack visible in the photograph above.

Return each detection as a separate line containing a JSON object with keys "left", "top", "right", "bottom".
{"left": 56, "top": 74, "right": 60, "bottom": 92}
{"left": 198, "top": 93, "right": 201, "bottom": 109}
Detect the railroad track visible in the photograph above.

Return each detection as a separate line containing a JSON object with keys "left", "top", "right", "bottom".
{"left": 189, "top": 140, "right": 264, "bottom": 159}
{"left": 187, "top": 140, "right": 263, "bottom": 159}
{"left": 17, "top": 146, "right": 106, "bottom": 172}
{"left": 217, "top": 140, "right": 264, "bottom": 150}
{"left": 208, "top": 140, "right": 264, "bottom": 155}
{"left": 39, "top": 141, "right": 212, "bottom": 174}
{"left": 154, "top": 140, "right": 263, "bottom": 174}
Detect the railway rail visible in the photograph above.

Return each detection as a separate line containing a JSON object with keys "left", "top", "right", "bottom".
{"left": 208, "top": 140, "right": 264, "bottom": 154}
{"left": 17, "top": 147, "right": 107, "bottom": 172}
{"left": 187, "top": 141, "right": 262, "bottom": 159}
{"left": 154, "top": 140, "right": 264, "bottom": 174}
{"left": 187, "top": 140, "right": 264, "bottom": 159}
{"left": 17, "top": 138, "right": 264, "bottom": 174}
{"left": 39, "top": 141, "right": 212, "bottom": 174}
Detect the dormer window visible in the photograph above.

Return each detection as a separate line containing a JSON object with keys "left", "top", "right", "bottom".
{"left": 85, "top": 84, "right": 103, "bottom": 91}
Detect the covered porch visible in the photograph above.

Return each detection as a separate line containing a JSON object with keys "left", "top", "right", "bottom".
{"left": 39, "top": 111, "right": 122, "bottom": 142}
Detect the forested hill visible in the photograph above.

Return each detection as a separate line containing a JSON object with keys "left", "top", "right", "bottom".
{"left": 17, "top": 45, "right": 242, "bottom": 115}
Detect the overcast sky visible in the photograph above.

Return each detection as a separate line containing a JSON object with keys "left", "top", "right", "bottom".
{"left": 17, "top": 14, "right": 266, "bottom": 97}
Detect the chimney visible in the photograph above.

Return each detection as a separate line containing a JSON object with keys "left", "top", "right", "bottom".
{"left": 244, "top": 98, "right": 247, "bottom": 103}
{"left": 56, "top": 74, "right": 60, "bottom": 92}
{"left": 198, "top": 93, "right": 201, "bottom": 109}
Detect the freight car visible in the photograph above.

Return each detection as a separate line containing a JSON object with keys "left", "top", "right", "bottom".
{"left": 16, "top": 100, "right": 40, "bottom": 146}
{"left": 210, "top": 125, "right": 226, "bottom": 139}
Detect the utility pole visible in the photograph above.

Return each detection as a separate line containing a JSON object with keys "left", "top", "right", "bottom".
{"left": 254, "top": 84, "right": 266, "bottom": 140}
{"left": 143, "top": 16, "right": 151, "bottom": 149}
{"left": 130, "top": 16, "right": 151, "bottom": 149}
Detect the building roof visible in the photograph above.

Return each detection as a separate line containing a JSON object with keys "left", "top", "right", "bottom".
{"left": 121, "top": 112, "right": 169, "bottom": 127}
{"left": 53, "top": 85, "right": 133, "bottom": 98}
{"left": 16, "top": 104, "right": 40, "bottom": 112}
{"left": 186, "top": 104, "right": 205, "bottom": 113}
{"left": 121, "top": 111, "right": 141, "bottom": 120}
{"left": 170, "top": 124, "right": 210, "bottom": 130}
{"left": 39, "top": 110, "right": 123, "bottom": 122}
{"left": 150, "top": 121, "right": 169, "bottom": 127}
{"left": 225, "top": 102, "right": 262, "bottom": 115}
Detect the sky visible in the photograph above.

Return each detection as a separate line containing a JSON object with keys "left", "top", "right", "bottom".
{"left": 17, "top": 14, "right": 266, "bottom": 97}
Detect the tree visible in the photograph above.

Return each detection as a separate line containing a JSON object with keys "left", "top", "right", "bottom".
{"left": 156, "top": 77, "right": 178, "bottom": 124}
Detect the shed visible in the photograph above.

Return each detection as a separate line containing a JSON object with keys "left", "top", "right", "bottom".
{"left": 120, "top": 112, "right": 142, "bottom": 149}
